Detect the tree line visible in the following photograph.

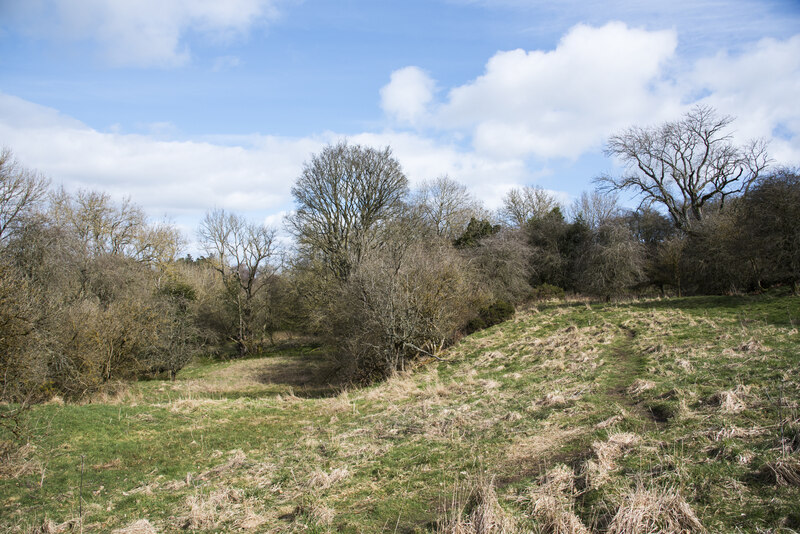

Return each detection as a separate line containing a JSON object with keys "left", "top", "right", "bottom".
{"left": 1, "top": 105, "right": 798, "bottom": 403}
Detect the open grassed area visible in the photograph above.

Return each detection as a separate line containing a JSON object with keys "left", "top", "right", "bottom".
{"left": 2, "top": 294, "right": 799, "bottom": 533}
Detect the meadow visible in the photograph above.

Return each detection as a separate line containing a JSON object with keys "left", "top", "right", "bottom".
{"left": 2, "top": 294, "right": 799, "bottom": 533}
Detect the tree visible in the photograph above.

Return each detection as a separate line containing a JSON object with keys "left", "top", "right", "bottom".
{"left": 49, "top": 188, "right": 182, "bottom": 265}
{"left": 413, "top": 175, "right": 484, "bottom": 240}
{"left": 453, "top": 217, "right": 499, "bottom": 249}
{"left": 499, "top": 185, "right": 560, "bottom": 228}
{"left": 288, "top": 141, "right": 408, "bottom": 281}
{"left": 599, "top": 105, "right": 769, "bottom": 231}
{"left": 569, "top": 190, "right": 620, "bottom": 229}
{"left": 574, "top": 221, "right": 645, "bottom": 300}
{"left": 0, "top": 148, "right": 49, "bottom": 245}
{"left": 336, "top": 239, "right": 481, "bottom": 379}
{"left": 199, "top": 208, "right": 278, "bottom": 355}
{"left": 739, "top": 168, "right": 800, "bottom": 293}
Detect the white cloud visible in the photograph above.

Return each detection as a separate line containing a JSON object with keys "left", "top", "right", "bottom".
{"left": 380, "top": 67, "right": 436, "bottom": 125}
{"left": 7, "top": 0, "right": 280, "bottom": 67}
{"left": 0, "top": 93, "right": 321, "bottom": 217}
{"left": 436, "top": 22, "right": 680, "bottom": 159}
{"left": 381, "top": 22, "right": 800, "bottom": 169}
{"left": 687, "top": 34, "right": 800, "bottom": 164}
{"left": 0, "top": 93, "right": 544, "bottom": 242}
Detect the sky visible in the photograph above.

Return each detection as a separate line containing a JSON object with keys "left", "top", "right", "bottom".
{"left": 1, "top": 0, "right": 799, "bottom": 254}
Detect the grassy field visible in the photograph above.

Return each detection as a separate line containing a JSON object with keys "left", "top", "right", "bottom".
{"left": 2, "top": 295, "right": 799, "bottom": 533}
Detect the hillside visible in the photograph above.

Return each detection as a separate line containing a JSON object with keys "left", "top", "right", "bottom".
{"left": 2, "top": 295, "right": 799, "bottom": 533}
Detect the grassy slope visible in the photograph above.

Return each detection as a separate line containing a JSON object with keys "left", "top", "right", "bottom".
{"left": 2, "top": 295, "right": 799, "bottom": 532}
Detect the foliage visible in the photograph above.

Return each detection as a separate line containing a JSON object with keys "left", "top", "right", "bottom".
{"left": 198, "top": 208, "right": 278, "bottom": 355}
{"left": 454, "top": 217, "right": 500, "bottom": 249}
{"left": 465, "top": 300, "right": 515, "bottom": 334}
{"left": 530, "top": 283, "right": 565, "bottom": 301}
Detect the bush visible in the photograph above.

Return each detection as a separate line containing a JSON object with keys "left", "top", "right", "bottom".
{"left": 531, "top": 283, "right": 565, "bottom": 301}
{"left": 465, "top": 300, "right": 515, "bottom": 334}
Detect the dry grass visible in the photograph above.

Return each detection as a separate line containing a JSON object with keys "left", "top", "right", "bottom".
{"left": 760, "top": 456, "right": 800, "bottom": 486}
{"left": 626, "top": 379, "right": 655, "bottom": 397}
{"left": 181, "top": 487, "right": 244, "bottom": 530}
{"left": 0, "top": 441, "right": 41, "bottom": 479}
{"left": 606, "top": 485, "right": 704, "bottom": 534}
{"left": 583, "top": 433, "right": 639, "bottom": 490}
{"left": 438, "top": 474, "right": 516, "bottom": 534}
{"left": 197, "top": 449, "right": 248, "bottom": 481}
{"left": 518, "top": 464, "right": 589, "bottom": 534}
{"left": 307, "top": 466, "right": 350, "bottom": 490}
{"left": 111, "top": 519, "right": 157, "bottom": 534}
{"left": 709, "top": 385, "right": 750, "bottom": 414}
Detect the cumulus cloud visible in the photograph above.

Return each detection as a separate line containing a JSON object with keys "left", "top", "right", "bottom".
{"left": 436, "top": 22, "right": 680, "bottom": 159}
{"left": 0, "top": 93, "right": 321, "bottom": 217}
{"left": 0, "top": 92, "right": 535, "bottom": 237}
{"left": 687, "top": 34, "right": 800, "bottom": 163}
{"left": 4, "top": 0, "right": 280, "bottom": 67}
{"left": 380, "top": 67, "right": 436, "bottom": 125}
{"left": 381, "top": 22, "right": 799, "bottom": 169}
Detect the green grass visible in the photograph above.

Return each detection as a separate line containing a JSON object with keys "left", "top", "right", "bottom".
{"left": 2, "top": 295, "right": 799, "bottom": 532}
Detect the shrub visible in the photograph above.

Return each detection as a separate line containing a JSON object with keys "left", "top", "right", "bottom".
{"left": 466, "top": 300, "right": 515, "bottom": 334}
{"left": 531, "top": 283, "right": 565, "bottom": 301}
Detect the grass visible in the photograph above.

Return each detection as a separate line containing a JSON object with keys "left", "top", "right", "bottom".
{"left": 1, "top": 294, "right": 799, "bottom": 532}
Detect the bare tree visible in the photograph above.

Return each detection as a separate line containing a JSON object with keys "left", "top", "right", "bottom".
{"left": 570, "top": 190, "right": 620, "bottom": 229}
{"left": 499, "top": 185, "right": 560, "bottom": 228}
{"left": 0, "top": 148, "right": 49, "bottom": 245}
{"left": 199, "top": 208, "right": 278, "bottom": 355}
{"left": 413, "top": 175, "right": 484, "bottom": 240}
{"left": 574, "top": 221, "right": 645, "bottom": 300}
{"left": 288, "top": 141, "right": 408, "bottom": 281}
{"left": 337, "top": 239, "right": 481, "bottom": 378}
{"left": 49, "top": 188, "right": 182, "bottom": 265}
{"left": 599, "top": 105, "right": 769, "bottom": 231}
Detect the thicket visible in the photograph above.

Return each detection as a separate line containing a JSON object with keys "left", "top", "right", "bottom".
{"left": 1, "top": 108, "right": 799, "bottom": 400}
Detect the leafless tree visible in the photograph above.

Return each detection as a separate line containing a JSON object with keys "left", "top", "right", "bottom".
{"left": 574, "top": 221, "right": 645, "bottom": 300}
{"left": 338, "top": 239, "right": 481, "bottom": 378}
{"left": 413, "top": 175, "right": 484, "bottom": 240}
{"left": 499, "top": 185, "right": 560, "bottom": 228}
{"left": 49, "top": 188, "right": 182, "bottom": 265}
{"left": 0, "top": 148, "right": 49, "bottom": 245}
{"left": 288, "top": 141, "right": 408, "bottom": 281}
{"left": 199, "top": 208, "right": 278, "bottom": 354}
{"left": 570, "top": 190, "right": 620, "bottom": 229}
{"left": 599, "top": 105, "right": 770, "bottom": 231}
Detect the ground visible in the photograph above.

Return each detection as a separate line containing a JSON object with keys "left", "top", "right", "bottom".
{"left": 1, "top": 295, "right": 799, "bottom": 532}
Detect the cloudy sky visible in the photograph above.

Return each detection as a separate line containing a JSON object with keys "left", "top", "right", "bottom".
{"left": 1, "top": 0, "right": 799, "bottom": 251}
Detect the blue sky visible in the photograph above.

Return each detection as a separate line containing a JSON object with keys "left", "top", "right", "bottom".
{"left": 1, "top": 0, "right": 799, "bottom": 251}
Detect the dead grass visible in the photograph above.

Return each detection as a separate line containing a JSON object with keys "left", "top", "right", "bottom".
{"left": 606, "top": 485, "right": 704, "bottom": 534}
{"left": 507, "top": 427, "right": 583, "bottom": 467}
{"left": 181, "top": 487, "right": 244, "bottom": 529}
{"left": 197, "top": 449, "right": 248, "bottom": 481}
{"left": 709, "top": 385, "right": 750, "bottom": 414}
{"left": 0, "top": 441, "right": 40, "bottom": 479}
{"left": 583, "top": 433, "right": 639, "bottom": 490}
{"left": 518, "top": 464, "right": 589, "bottom": 534}
{"left": 111, "top": 519, "right": 158, "bottom": 534}
{"left": 759, "top": 456, "right": 800, "bottom": 486}
{"left": 626, "top": 379, "right": 655, "bottom": 397}
{"left": 437, "top": 474, "right": 516, "bottom": 534}
{"left": 307, "top": 466, "right": 350, "bottom": 490}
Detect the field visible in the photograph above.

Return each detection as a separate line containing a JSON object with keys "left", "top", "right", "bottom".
{"left": 2, "top": 294, "right": 799, "bottom": 533}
